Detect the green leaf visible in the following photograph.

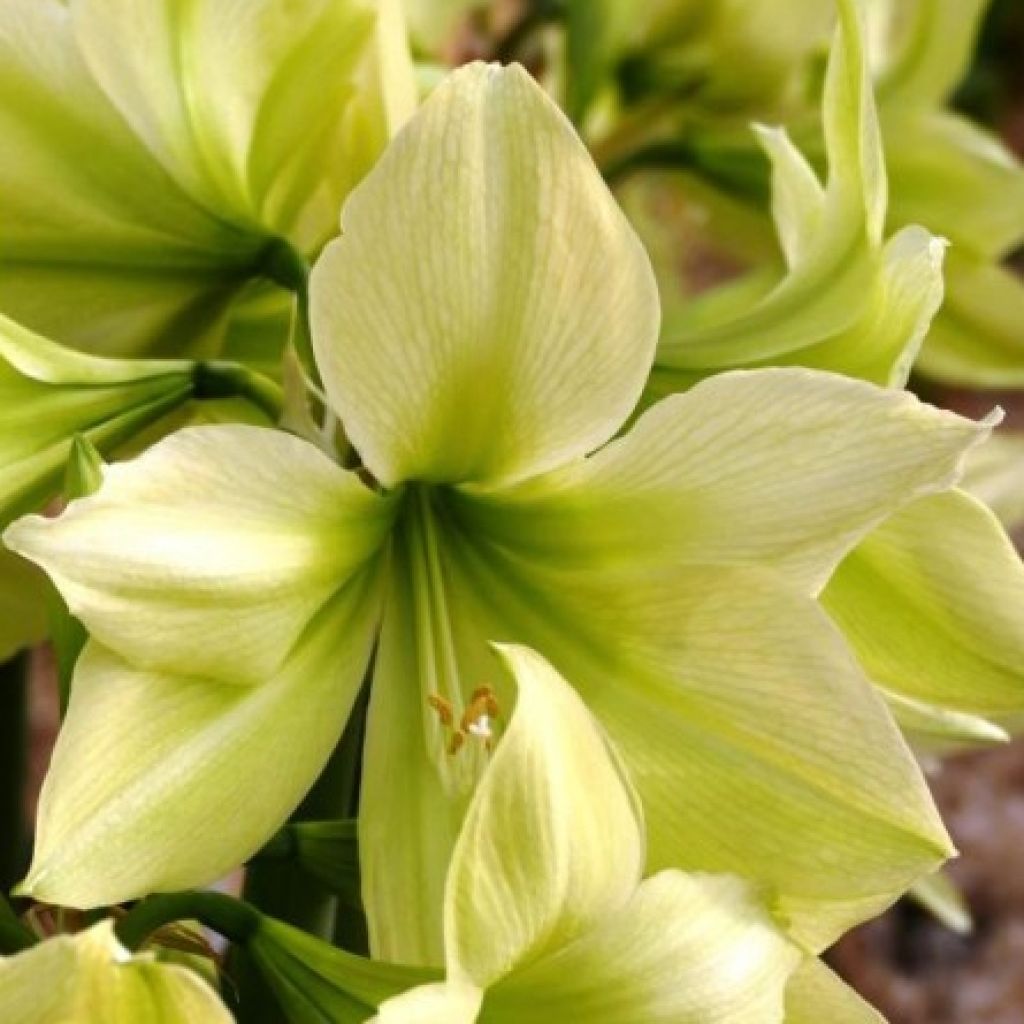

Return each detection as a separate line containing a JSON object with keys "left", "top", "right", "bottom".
{"left": 309, "top": 62, "right": 660, "bottom": 489}
{"left": 16, "top": 568, "right": 384, "bottom": 908}
{"left": 0, "top": 549, "right": 48, "bottom": 663}
{"left": 823, "top": 489, "right": 1024, "bottom": 728}
{"left": 5, "top": 425, "right": 398, "bottom": 685}
{"left": 0, "top": 921, "right": 233, "bottom": 1022}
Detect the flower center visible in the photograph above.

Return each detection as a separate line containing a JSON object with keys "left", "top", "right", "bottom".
{"left": 428, "top": 686, "right": 501, "bottom": 755}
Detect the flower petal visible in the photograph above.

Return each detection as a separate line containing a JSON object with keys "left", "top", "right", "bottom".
{"left": 0, "top": 0, "right": 260, "bottom": 356}
{"left": 653, "top": 0, "right": 935, "bottom": 388}
{"left": 73, "top": 0, "right": 406, "bottom": 246}
{"left": 456, "top": 369, "right": 992, "bottom": 595}
{"left": 877, "top": 0, "right": 989, "bottom": 110}
{"left": 19, "top": 567, "right": 383, "bottom": 908}
{"left": 426, "top": 536, "right": 952, "bottom": 951}
{"left": 0, "top": 314, "right": 195, "bottom": 527}
{"left": 0, "top": 921, "right": 233, "bottom": 1022}
{"left": 443, "top": 645, "right": 644, "bottom": 989}
{"left": 310, "top": 62, "right": 659, "bottom": 488}
{"left": 962, "top": 431, "right": 1024, "bottom": 533}
{"left": 5, "top": 425, "right": 396, "bottom": 685}
{"left": 783, "top": 958, "right": 884, "bottom": 1024}
{"left": 375, "top": 981, "right": 482, "bottom": 1024}
{"left": 916, "top": 252, "right": 1024, "bottom": 388}
{"left": 823, "top": 489, "right": 1024, "bottom": 727}
{"left": 484, "top": 873, "right": 798, "bottom": 1024}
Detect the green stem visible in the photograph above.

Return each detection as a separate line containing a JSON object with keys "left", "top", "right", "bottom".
{"left": 116, "top": 892, "right": 261, "bottom": 954}
{"left": 0, "top": 652, "right": 29, "bottom": 894}
{"left": 256, "top": 238, "right": 321, "bottom": 390}
{"left": 193, "top": 362, "right": 285, "bottom": 422}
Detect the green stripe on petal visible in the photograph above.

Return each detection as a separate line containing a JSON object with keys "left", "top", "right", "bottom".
{"left": 456, "top": 369, "right": 993, "bottom": 595}
{"left": 5, "top": 425, "right": 397, "bottom": 685}
{"left": 310, "top": 62, "right": 660, "bottom": 489}
{"left": 823, "top": 489, "right": 1024, "bottom": 727}
{"left": 19, "top": 566, "right": 384, "bottom": 908}
{"left": 431, "top": 538, "right": 952, "bottom": 951}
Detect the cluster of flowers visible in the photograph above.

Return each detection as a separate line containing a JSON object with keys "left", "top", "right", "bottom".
{"left": 1, "top": 0, "right": 1023, "bottom": 1020}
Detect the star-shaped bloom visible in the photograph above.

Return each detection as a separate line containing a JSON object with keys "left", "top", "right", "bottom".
{"left": 6, "top": 62, "right": 995, "bottom": 966}
{"left": 0, "top": 0, "right": 414, "bottom": 360}
{"left": 0, "top": 920, "right": 231, "bottom": 1022}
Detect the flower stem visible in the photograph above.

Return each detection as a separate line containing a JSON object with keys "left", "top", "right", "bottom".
{"left": 0, "top": 652, "right": 30, "bottom": 894}
{"left": 116, "top": 892, "right": 261, "bottom": 954}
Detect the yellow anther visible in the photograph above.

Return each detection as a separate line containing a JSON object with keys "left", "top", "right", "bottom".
{"left": 428, "top": 693, "right": 454, "bottom": 728}
{"left": 448, "top": 732, "right": 466, "bottom": 755}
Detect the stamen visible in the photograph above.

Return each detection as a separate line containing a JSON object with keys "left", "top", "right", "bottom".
{"left": 428, "top": 686, "right": 502, "bottom": 757}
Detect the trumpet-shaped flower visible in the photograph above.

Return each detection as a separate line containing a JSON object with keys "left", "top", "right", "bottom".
{"left": 6, "top": 63, "right": 995, "bottom": 967}
{"left": 0, "top": 921, "right": 232, "bottom": 1022}
{"left": 0, "top": 0, "right": 414, "bottom": 359}
{"left": 370, "top": 644, "right": 801, "bottom": 1024}
{"left": 648, "top": 0, "right": 945, "bottom": 395}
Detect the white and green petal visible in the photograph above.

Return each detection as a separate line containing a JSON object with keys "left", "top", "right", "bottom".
{"left": 18, "top": 567, "right": 383, "bottom": 907}
{"left": 310, "top": 61, "right": 660, "bottom": 489}
{"left": 5, "top": 426, "right": 396, "bottom": 906}
{"left": 0, "top": 0, "right": 414, "bottom": 359}
{"left": 962, "top": 430, "right": 1024, "bottom": 533}
{"left": 373, "top": 646, "right": 798, "bottom": 1023}
{"left": 0, "top": 0, "right": 262, "bottom": 358}
{"left": 73, "top": 0, "right": 413, "bottom": 249}
{"left": 5, "top": 425, "right": 397, "bottom": 684}
{"left": 784, "top": 958, "right": 884, "bottom": 1024}
{"left": 823, "top": 488, "right": 1024, "bottom": 733}
{"left": 0, "top": 921, "right": 232, "bottom": 1022}
{"left": 457, "top": 369, "right": 994, "bottom": 594}
{"left": 652, "top": 0, "right": 944, "bottom": 390}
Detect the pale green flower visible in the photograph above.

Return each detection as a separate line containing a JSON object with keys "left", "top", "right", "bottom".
{"left": 632, "top": 0, "right": 1024, "bottom": 747}
{"left": 370, "top": 644, "right": 801, "bottom": 1024}
{"left": 648, "top": 0, "right": 946, "bottom": 394}
{"left": 6, "top": 63, "right": 993, "bottom": 966}
{"left": 872, "top": 0, "right": 1024, "bottom": 387}
{"left": 0, "top": 0, "right": 414, "bottom": 360}
{"left": 0, "top": 921, "right": 232, "bottom": 1023}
